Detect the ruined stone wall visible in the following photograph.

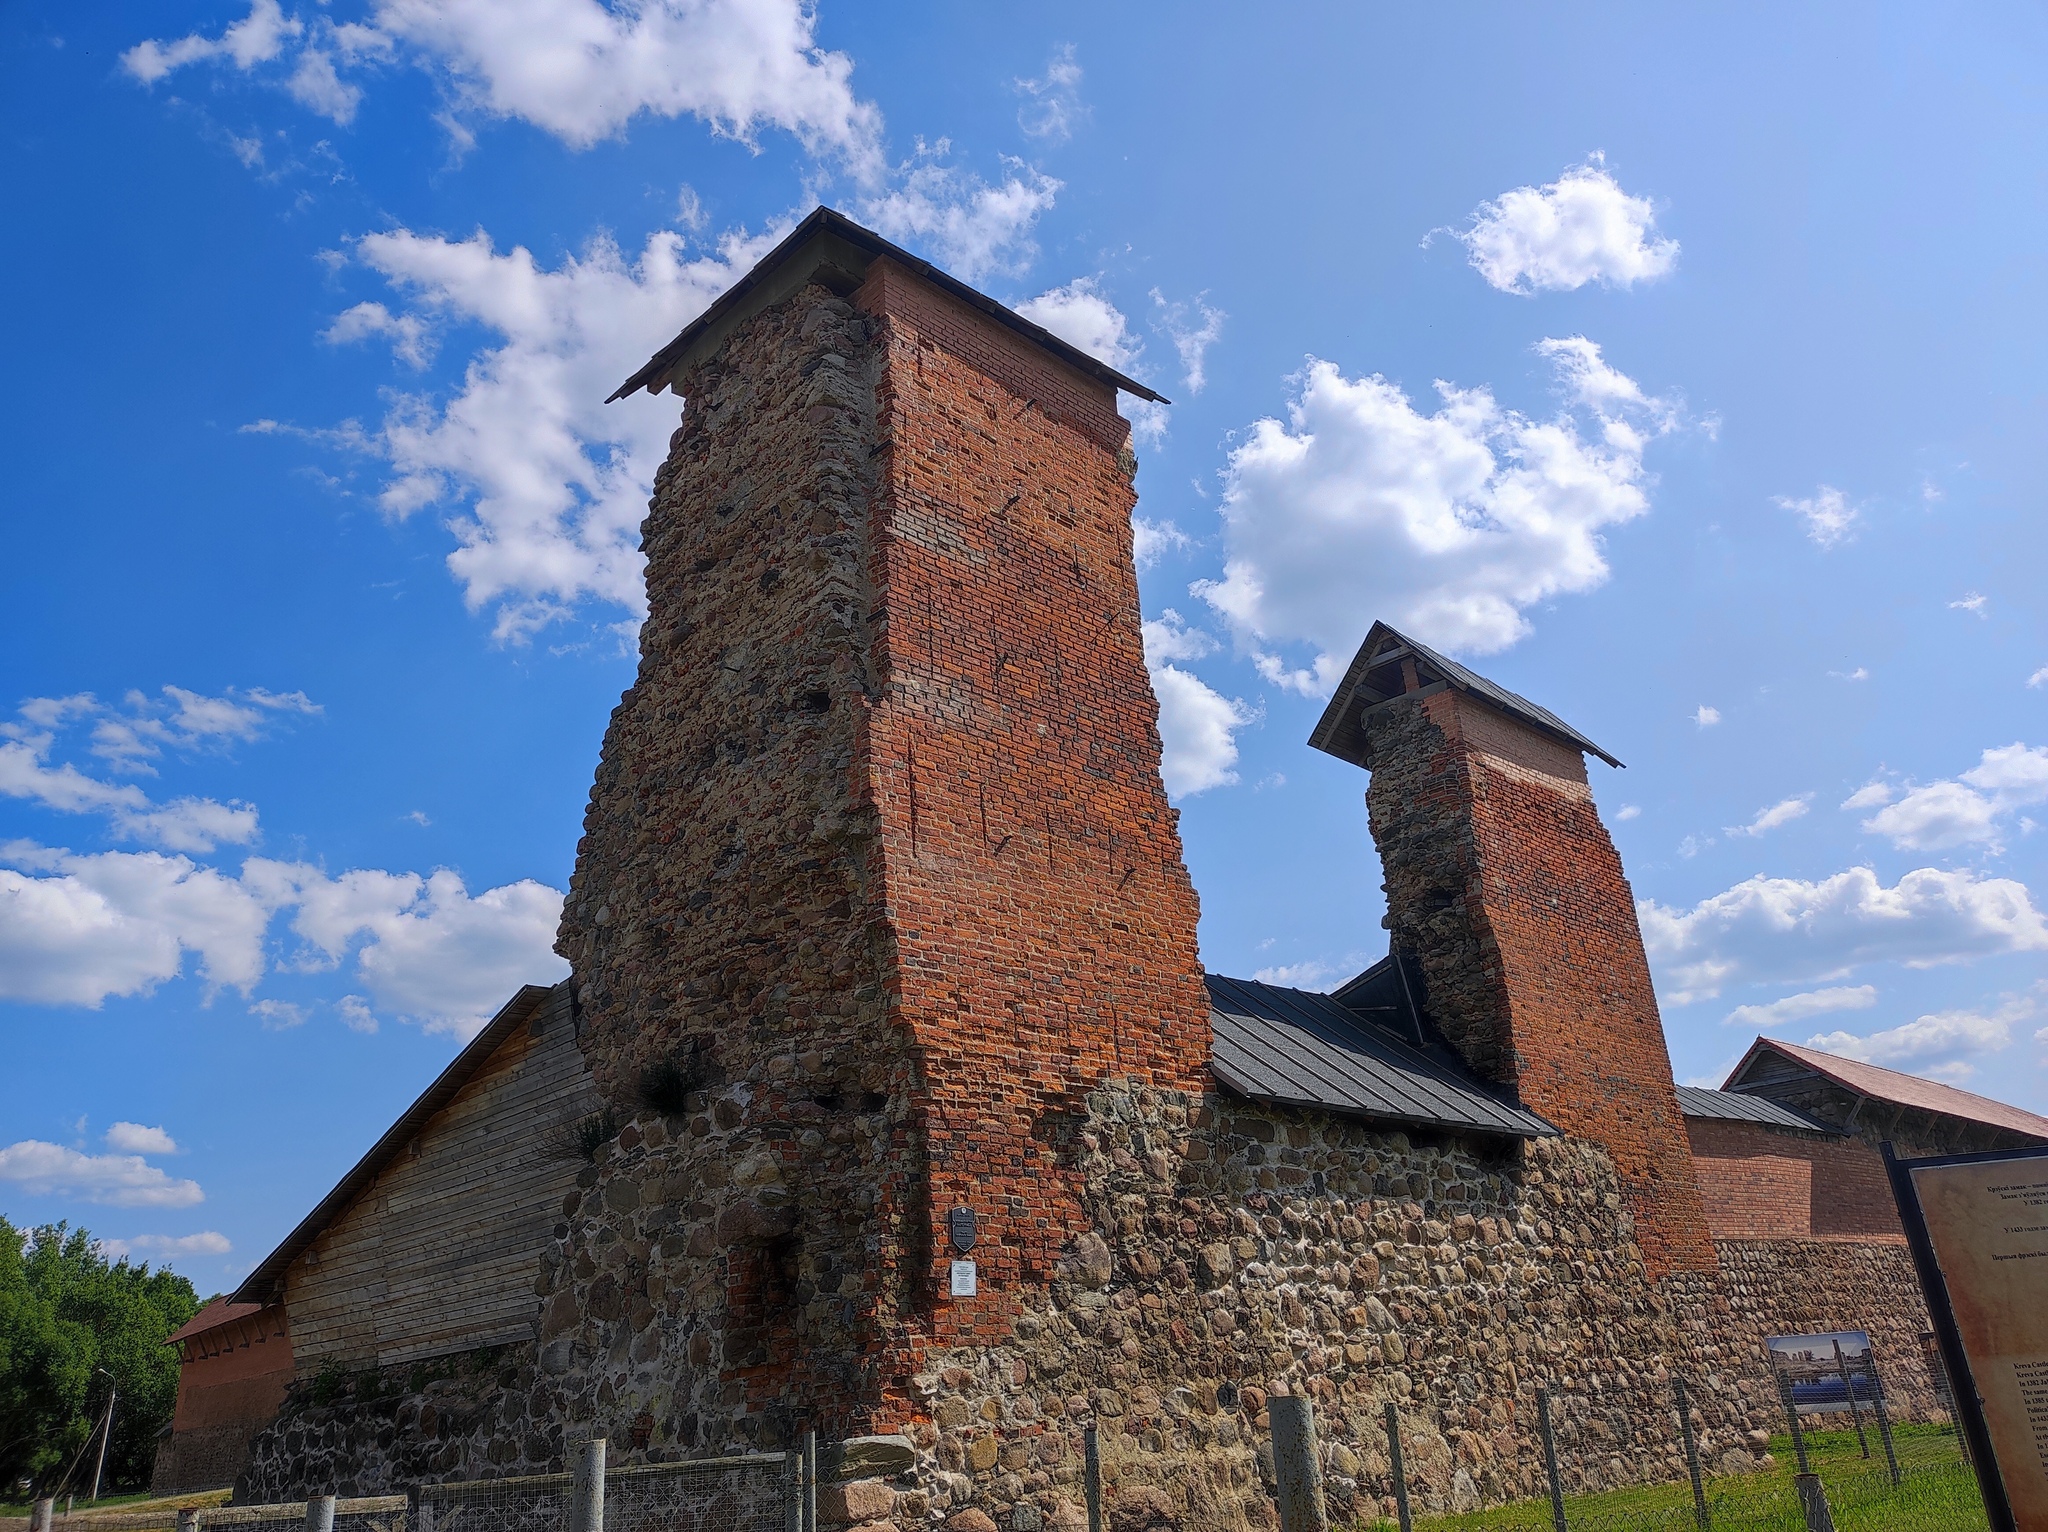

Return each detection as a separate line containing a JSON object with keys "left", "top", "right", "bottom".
{"left": 1361, "top": 691, "right": 1716, "bottom": 1281}
{"left": 241, "top": 1091, "right": 1778, "bottom": 1522}
{"left": 1714, "top": 1237, "right": 1941, "bottom": 1421}
{"left": 550, "top": 277, "right": 919, "bottom": 1449}
{"left": 546, "top": 250, "right": 1208, "bottom": 1458}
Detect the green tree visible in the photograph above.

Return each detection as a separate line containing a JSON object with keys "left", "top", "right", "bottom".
{"left": 0, "top": 1219, "right": 199, "bottom": 1495}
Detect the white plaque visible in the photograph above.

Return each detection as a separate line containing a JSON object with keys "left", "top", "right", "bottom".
{"left": 949, "top": 1259, "right": 977, "bottom": 1298}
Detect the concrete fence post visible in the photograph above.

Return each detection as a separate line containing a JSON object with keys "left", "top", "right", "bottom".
{"left": 30, "top": 1499, "right": 54, "bottom": 1532}
{"left": 1536, "top": 1390, "right": 1567, "bottom": 1532}
{"left": 570, "top": 1435, "right": 607, "bottom": 1532}
{"left": 1672, "top": 1376, "right": 1708, "bottom": 1529}
{"left": 1269, "top": 1394, "right": 1328, "bottom": 1532}
{"left": 177, "top": 1509, "right": 201, "bottom": 1532}
{"left": 1082, "top": 1425, "right": 1102, "bottom": 1532}
{"left": 1793, "top": 1475, "right": 1837, "bottom": 1532}
{"left": 304, "top": 1495, "right": 336, "bottom": 1532}
{"left": 1382, "top": 1403, "right": 1412, "bottom": 1532}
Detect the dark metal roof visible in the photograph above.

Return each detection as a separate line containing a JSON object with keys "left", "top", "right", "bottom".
{"left": 1675, "top": 1085, "right": 1840, "bottom": 1133}
{"left": 608, "top": 206, "right": 1167, "bottom": 406}
{"left": 232, "top": 982, "right": 568, "bottom": 1305}
{"left": 1309, "top": 620, "right": 1622, "bottom": 770}
{"left": 1206, "top": 972, "right": 1557, "bottom": 1139}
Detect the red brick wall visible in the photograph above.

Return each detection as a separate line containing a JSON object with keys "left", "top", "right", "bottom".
{"left": 556, "top": 249, "right": 1207, "bottom": 1449}
{"left": 850, "top": 255, "right": 1211, "bottom": 1391}
{"left": 1687, "top": 1118, "right": 1903, "bottom": 1239}
{"left": 1364, "top": 689, "right": 1717, "bottom": 1279}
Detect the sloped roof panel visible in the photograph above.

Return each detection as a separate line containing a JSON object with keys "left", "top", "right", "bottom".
{"left": 1726, "top": 1038, "right": 2048, "bottom": 1141}
{"left": 1206, "top": 973, "right": 1556, "bottom": 1139}
{"left": 1675, "top": 1084, "right": 1840, "bottom": 1133}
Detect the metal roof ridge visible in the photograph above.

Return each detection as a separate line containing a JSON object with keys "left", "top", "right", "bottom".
{"left": 608, "top": 205, "right": 1167, "bottom": 406}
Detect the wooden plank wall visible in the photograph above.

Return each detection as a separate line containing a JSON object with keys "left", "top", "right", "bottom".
{"left": 283, "top": 987, "right": 605, "bottom": 1374}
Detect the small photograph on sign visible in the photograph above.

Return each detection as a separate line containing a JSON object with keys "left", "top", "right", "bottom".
{"left": 949, "top": 1260, "right": 977, "bottom": 1298}
{"left": 1768, "top": 1330, "right": 1878, "bottom": 1414}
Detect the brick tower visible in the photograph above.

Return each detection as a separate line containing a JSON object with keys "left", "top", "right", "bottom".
{"left": 1311, "top": 623, "right": 1716, "bottom": 1279}
{"left": 551, "top": 210, "right": 1211, "bottom": 1450}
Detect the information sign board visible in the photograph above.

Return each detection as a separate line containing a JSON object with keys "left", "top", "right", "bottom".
{"left": 1886, "top": 1141, "right": 2048, "bottom": 1532}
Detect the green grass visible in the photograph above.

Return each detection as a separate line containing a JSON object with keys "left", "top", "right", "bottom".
{"left": 1358, "top": 1425, "right": 1987, "bottom": 1532}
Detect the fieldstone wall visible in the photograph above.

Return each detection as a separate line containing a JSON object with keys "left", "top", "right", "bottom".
{"left": 1715, "top": 1236, "right": 1941, "bottom": 1420}
{"left": 241, "top": 1084, "right": 1788, "bottom": 1523}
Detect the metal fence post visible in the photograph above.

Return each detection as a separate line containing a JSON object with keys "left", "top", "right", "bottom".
{"left": 1269, "top": 1395, "right": 1329, "bottom": 1532}
{"left": 1774, "top": 1369, "right": 1810, "bottom": 1476}
{"left": 570, "top": 1435, "right": 607, "bottom": 1532}
{"left": 1083, "top": 1425, "right": 1102, "bottom": 1532}
{"left": 1829, "top": 1340, "right": 1868, "bottom": 1460}
{"left": 1865, "top": 1359, "right": 1900, "bottom": 1486}
{"left": 785, "top": 1441, "right": 802, "bottom": 1532}
{"left": 1673, "top": 1376, "right": 1708, "bottom": 1529}
{"left": 804, "top": 1429, "right": 818, "bottom": 1532}
{"left": 304, "top": 1496, "right": 336, "bottom": 1532}
{"left": 1383, "top": 1402, "right": 1412, "bottom": 1532}
{"left": 1536, "top": 1390, "right": 1567, "bottom": 1532}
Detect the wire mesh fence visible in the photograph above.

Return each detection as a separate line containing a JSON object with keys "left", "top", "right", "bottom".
{"left": 416, "top": 1471, "right": 571, "bottom": 1532}
{"left": 1359, "top": 1404, "right": 1987, "bottom": 1532}
{"left": 603, "top": 1456, "right": 795, "bottom": 1532}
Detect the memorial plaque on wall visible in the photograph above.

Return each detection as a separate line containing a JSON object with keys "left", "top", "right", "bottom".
{"left": 1891, "top": 1143, "right": 2048, "bottom": 1531}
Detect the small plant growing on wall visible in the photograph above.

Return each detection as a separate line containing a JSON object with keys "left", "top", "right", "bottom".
{"left": 636, "top": 1041, "right": 714, "bottom": 1118}
{"left": 544, "top": 1108, "right": 619, "bottom": 1162}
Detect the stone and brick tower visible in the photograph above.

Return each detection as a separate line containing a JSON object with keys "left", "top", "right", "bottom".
{"left": 1310, "top": 623, "right": 1716, "bottom": 1279}
{"left": 552, "top": 209, "right": 1211, "bottom": 1447}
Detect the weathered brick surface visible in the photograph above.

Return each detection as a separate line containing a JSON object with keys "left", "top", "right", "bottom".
{"left": 1686, "top": 1119, "right": 1903, "bottom": 1240}
{"left": 1362, "top": 690, "right": 1716, "bottom": 1280}
{"left": 231, "top": 238, "right": 1940, "bottom": 1525}
{"left": 545, "top": 252, "right": 1208, "bottom": 1452}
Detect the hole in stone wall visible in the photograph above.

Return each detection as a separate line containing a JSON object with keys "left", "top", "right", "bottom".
{"left": 796, "top": 689, "right": 831, "bottom": 713}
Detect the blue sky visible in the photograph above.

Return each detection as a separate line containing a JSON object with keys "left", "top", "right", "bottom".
{"left": 4, "top": 2, "right": 2046, "bottom": 1298}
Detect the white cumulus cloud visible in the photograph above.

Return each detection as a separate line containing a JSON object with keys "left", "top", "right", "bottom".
{"left": 1198, "top": 338, "right": 1675, "bottom": 693}
{"left": 259, "top": 863, "right": 568, "bottom": 1036}
{"left": 325, "top": 221, "right": 783, "bottom": 640}
{"left": 0, "top": 1141, "right": 204, "bottom": 1208}
{"left": 100, "top": 1231, "right": 233, "bottom": 1262}
{"left": 1694, "top": 705, "right": 1721, "bottom": 728}
{"left": 104, "top": 1122, "right": 179, "bottom": 1155}
{"left": 1858, "top": 743, "right": 2048, "bottom": 853}
{"left": 1152, "top": 291, "right": 1224, "bottom": 395}
{"left": 126, "top": 0, "right": 883, "bottom": 165}
{"left": 1142, "top": 613, "right": 1250, "bottom": 800}
{"left": 1018, "top": 277, "right": 1141, "bottom": 373}
{"left": 1640, "top": 865, "right": 2048, "bottom": 1005}
{"left": 0, "top": 845, "right": 277, "bottom": 1005}
{"left": 1727, "top": 794, "right": 1811, "bottom": 838}
{"left": 1446, "top": 155, "right": 1678, "bottom": 294}
{"left": 1776, "top": 486, "right": 1859, "bottom": 549}
{"left": 1806, "top": 993, "right": 2036, "bottom": 1082}
{"left": 1723, "top": 984, "right": 1877, "bottom": 1031}
{"left": 859, "top": 151, "right": 1061, "bottom": 284}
